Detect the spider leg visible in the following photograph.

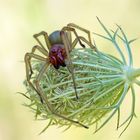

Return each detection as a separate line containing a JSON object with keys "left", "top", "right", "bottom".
{"left": 34, "top": 63, "right": 88, "bottom": 129}
{"left": 60, "top": 31, "right": 79, "bottom": 99}
{"left": 32, "top": 45, "right": 48, "bottom": 56}
{"left": 79, "top": 36, "right": 98, "bottom": 51}
{"left": 27, "top": 45, "right": 48, "bottom": 76}
{"left": 66, "top": 31, "right": 72, "bottom": 45}
{"left": 33, "top": 31, "right": 51, "bottom": 51}
{"left": 62, "top": 26, "right": 85, "bottom": 48}
{"left": 24, "top": 52, "right": 47, "bottom": 102}
{"left": 70, "top": 36, "right": 97, "bottom": 51}
{"left": 67, "top": 23, "right": 97, "bottom": 51}
{"left": 67, "top": 23, "right": 92, "bottom": 45}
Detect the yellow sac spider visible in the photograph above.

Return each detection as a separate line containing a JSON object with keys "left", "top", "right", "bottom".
{"left": 24, "top": 23, "right": 96, "bottom": 129}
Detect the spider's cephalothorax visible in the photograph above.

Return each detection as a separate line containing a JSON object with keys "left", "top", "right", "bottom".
{"left": 48, "top": 31, "right": 67, "bottom": 69}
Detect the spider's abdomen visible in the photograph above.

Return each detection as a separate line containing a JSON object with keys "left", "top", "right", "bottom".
{"left": 49, "top": 44, "right": 67, "bottom": 69}
{"left": 49, "top": 31, "right": 63, "bottom": 45}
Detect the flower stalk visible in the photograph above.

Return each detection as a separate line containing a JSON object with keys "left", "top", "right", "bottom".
{"left": 124, "top": 67, "right": 140, "bottom": 82}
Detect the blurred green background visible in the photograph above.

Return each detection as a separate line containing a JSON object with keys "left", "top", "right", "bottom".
{"left": 0, "top": 0, "right": 140, "bottom": 140}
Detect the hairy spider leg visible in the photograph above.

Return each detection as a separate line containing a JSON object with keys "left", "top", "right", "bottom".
{"left": 25, "top": 31, "right": 52, "bottom": 102}
{"left": 70, "top": 36, "right": 96, "bottom": 51}
{"left": 27, "top": 45, "right": 48, "bottom": 77}
{"left": 61, "top": 26, "right": 93, "bottom": 99}
{"left": 60, "top": 31, "right": 79, "bottom": 99}
{"left": 80, "top": 36, "right": 98, "bottom": 51}
{"left": 67, "top": 23, "right": 92, "bottom": 44}
{"left": 60, "top": 26, "right": 95, "bottom": 99}
{"left": 32, "top": 45, "right": 48, "bottom": 55}
{"left": 62, "top": 26, "right": 86, "bottom": 48}
{"left": 60, "top": 34, "right": 97, "bottom": 99}
{"left": 24, "top": 52, "right": 47, "bottom": 102}
{"left": 34, "top": 63, "right": 89, "bottom": 129}
{"left": 33, "top": 31, "right": 51, "bottom": 51}
{"left": 67, "top": 23, "right": 97, "bottom": 51}
{"left": 64, "top": 30, "right": 72, "bottom": 45}
{"left": 29, "top": 31, "right": 50, "bottom": 78}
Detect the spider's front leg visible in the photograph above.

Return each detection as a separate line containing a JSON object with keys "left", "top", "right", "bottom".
{"left": 33, "top": 31, "right": 51, "bottom": 51}
{"left": 70, "top": 36, "right": 97, "bottom": 51}
{"left": 27, "top": 45, "right": 48, "bottom": 78}
{"left": 67, "top": 23, "right": 92, "bottom": 45}
{"left": 67, "top": 23, "right": 97, "bottom": 51}
{"left": 25, "top": 31, "right": 51, "bottom": 103}
{"left": 62, "top": 26, "right": 86, "bottom": 48}
{"left": 60, "top": 31, "right": 79, "bottom": 99}
{"left": 24, "top": 52, "right": 46, "bottom": 103}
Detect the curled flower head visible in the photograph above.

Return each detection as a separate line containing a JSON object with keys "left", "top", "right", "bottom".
{"left": 22, "top": 18, "right": 140, "bottom": 136}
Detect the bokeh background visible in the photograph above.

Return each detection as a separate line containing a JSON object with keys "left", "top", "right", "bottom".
{"left": 0, "top": 0, "right": 140, "bottom": 140}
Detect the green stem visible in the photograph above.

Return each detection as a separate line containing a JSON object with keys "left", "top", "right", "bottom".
{"left": 126, "top": 67, "right": 140, "bottom": 81}
{"left": 130, "top": 68, "right": 140, "bottom": 78}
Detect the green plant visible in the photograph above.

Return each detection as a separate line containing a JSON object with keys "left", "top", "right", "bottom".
{"left": 22, "top": 18, "right": 140, "bottom": 136}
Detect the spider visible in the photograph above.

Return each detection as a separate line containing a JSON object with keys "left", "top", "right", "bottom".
{"left": 24, "top": 23, "right": 96, "bottom": 128}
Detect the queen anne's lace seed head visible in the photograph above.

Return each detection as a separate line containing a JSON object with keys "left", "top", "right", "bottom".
{"left": 22, "top": 18, "right": 140, "bottom": 136}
